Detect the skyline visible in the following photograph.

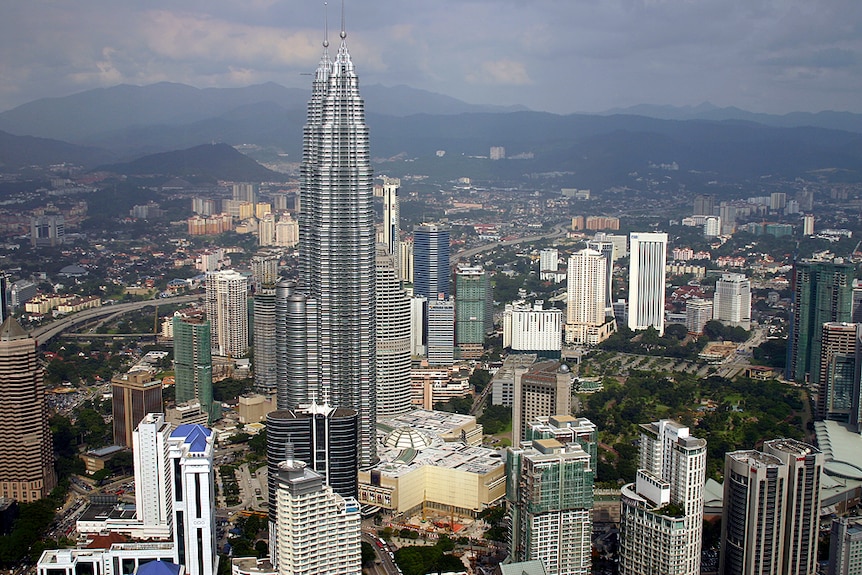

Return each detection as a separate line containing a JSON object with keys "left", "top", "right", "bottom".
{"left": 2, "top": 1, "right": 862, "bottom": 116}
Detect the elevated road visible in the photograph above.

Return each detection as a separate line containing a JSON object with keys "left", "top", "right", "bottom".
{"left": 450, "top": 222, "right": 569, "bottom": 265}
{"left": 29, "top": 293, "right": 202, "bottom": 345}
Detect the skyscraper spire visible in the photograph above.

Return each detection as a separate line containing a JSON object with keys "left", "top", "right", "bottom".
{"left": 341, "top": 0, "right": 346, "bottom": 40}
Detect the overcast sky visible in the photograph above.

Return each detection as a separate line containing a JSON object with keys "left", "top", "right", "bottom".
{"left": 2, "top": 1, "right": 861, "bottom": 115}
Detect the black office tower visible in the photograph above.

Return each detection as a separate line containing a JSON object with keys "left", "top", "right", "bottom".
{"left": 265, "top": 404, "right": 358, "bottom": 524}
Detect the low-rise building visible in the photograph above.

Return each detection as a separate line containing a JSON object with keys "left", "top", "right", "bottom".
{"left": 358, "top": 410, "right": 503, "bottom": 516}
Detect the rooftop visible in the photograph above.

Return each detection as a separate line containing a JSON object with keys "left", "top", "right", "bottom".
{"left": 814, "top": 421, "right": 862, "bottom": 480}
{"left": 0, "top": 317, "right": 29, "bottom": 341}
{"left": 372, "top": 417, "right": 504, "bottom": 479}
{"left": 170, "top": 424, "right": 212, "bottom": 454}
{"left": 764, "top": 438, "right": 821, "bottom": 458}
{"left": 727, "top": 449, "right": 783, "bottom": 468}
{"left": 378, "top": 409, "right": 476, "bottom": 437}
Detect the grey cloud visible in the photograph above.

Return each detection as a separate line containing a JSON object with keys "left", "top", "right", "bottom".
{"left": 1, "top": 0, "right": 862, "bottom": 114}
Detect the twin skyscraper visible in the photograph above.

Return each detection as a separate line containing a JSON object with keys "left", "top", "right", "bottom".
{"left": 287, "top": 26, "right": 377, "bottom": 469}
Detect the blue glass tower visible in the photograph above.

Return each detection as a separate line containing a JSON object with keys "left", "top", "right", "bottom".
{"left": 413, "top": 224, "right": 450, "bottom": 300}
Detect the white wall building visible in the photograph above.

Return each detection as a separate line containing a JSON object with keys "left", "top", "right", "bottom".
{"left": 381, "top": 178, "right": 401, "bottom": 275}
{"left": 274, "top": 213, "right": 299, "bottom": 248}
{"left": 205, "top": 269, "right": 249, "bottom": 357}
{"left": 503, "top": 301, "right": 562, "bottom": 356}
{"left": 39, "top": 415, "right": 217, "bottom": 575}
{"left": 566, "top": 248, "right": 613, "bottom": 345}
{"left": 685, "top": 298, "right": 713, "bottom": 336}
{"left": 410, "top": 296, "right": 427, "bottom": 357}
{"left": 426, "top": 297, "right": 455, "bottom": 366}
{"left": 272, "top": 456, "right": 361, "bottom": 575}
{"left": 399, "top": 239, "right": 414, "bottom": 284}
{"left": 704, "top": 216, "right": 722, "bottom": 238}
{"left": 258, "top": 212, "right": 276, "bottom": 246}
{"left": 619, "top": 420, "right": 706, "bottom": 575}
{"left": 713, "top": 273, "right": 751, "bottom": 330}
{"left": 169, "top": 423, "right": 218, "bottom": 575}
{"left": 628, "top": 232, "right": 668, "bottom": 336}
{"left": 593, "top": 232, "right": 627, "bottom": 261}
{"left": 539, "top": 248, "right": 559, "bottom": 281}
{"left": 132, "top": 413, "right": 174, "bottom": 539}
{"left": 829, "top": 518, "right": 862, "bottom": 575}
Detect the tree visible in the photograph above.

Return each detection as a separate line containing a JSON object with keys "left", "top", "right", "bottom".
{"left": 478, "top": 404, "right": 511, "bottom": 435}
{"left": 248, "top": 430, "right": 267, "bottom": 457}
{"left": 361, "top": 541, "right": 376, "bottom": 566}
{"left": 106, "top": 451, "right": 134, "bottom": 475}
{"left": 437, "top": 534, "right": 455, "bottom": 552}
{"left": 664, "top": 323, "right": 688, "bottom": 340}
{"left": 469, "top": 369, "right": 492, "bottom": 393}
{"left": 434, "top": 395, "right": 473, "bottom": 415}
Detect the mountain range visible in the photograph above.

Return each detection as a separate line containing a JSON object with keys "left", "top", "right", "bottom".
{"left": 600, "top": 102, "right": 862, "bottom": 134}
{"left": 0, "top": 82, "right": 861, "bottom": 184}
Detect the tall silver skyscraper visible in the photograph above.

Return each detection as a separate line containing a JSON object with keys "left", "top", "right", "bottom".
{"left": 297, "top": 27, "right": 377, "bottom": 467}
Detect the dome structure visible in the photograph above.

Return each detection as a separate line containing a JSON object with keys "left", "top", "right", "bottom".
{"left": 383, "top": 426, "right": 433, "bottom": 450}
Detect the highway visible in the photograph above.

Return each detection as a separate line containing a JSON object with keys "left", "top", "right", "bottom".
{"left": 29, "top": 293, "right": 203, "bottom": 345}
{"left": 450, "top": 221, "right": 570, "bottom": 265}
{"left": 361, "top": 531, "right": 402, "bottom": 575}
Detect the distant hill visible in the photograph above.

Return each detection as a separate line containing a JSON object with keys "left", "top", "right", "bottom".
{"left": 2, "top": 81, "right": 862, "bottom": 184}
{"left": 0, "top": 129, "right": 113, "bottom": 170}
{"left": 601, "top": 103, "right": 862, "bottom": 134}
{"left": 97, "top": 143, "right": 282, "bottom": 181}
{"left": 0, "top": 82, "right": 524, "bottom": 144}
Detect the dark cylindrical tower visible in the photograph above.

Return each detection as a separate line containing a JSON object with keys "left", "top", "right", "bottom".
{"left": 265, "top": 405, "right": 358, "bottom": 524}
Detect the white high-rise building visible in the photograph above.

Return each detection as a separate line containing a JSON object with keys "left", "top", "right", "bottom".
{"left": 375, "top": 247, "right": 412, "bottom": 417}
{"left": 503, "top": 300, "right": 562, "bottom": 356}
{"left": 258, "top": 212, "right": 276, "bottom": 246}
{"left": 132, "top": 414, "right": 173, "bottom": 538}
{"left": 205, "top": 269, "right": 248, "bottom": 357}
{"left": 272, "top": 455, "right": 361, "bottom": 575}
{"left": 685, "top": 298, "right": 713, "bottom": 336}
{"left": 274, "top": 213, "right": 299, "bottom": 248}
{"left": 382, "top": 177, "right": 401, "bottom": 275}
{"left": 619, "top": 420, "right": 706, "bottom": 575}
{"left": 829, "top": 518, "right": 862, "bottom": 575}
{"left": 628, "top": 232, "right": 668, "bottom": 335}
{"left": 803, "top": 214, "right": 815, "bottom": 236}
{"left": 586, "top": 239, "right": 615, "bottom": 311}
{"left": 168, "top": 423, "right": 218, "bottom": 575}
{"left": 566, "top": 248, "right": 612, "bottom": 345}
{"left": 539, "top": 248, "right": 559, "bottom": 281}
{"left": 251, "top": 254, "right": 279, "bottom": 289}
{"left": 39, "top": 415, "right": 218, "bottom": 575}
{"left": 426, "top": 297, "right": 455, "bottom": 366}
{"left": 593, "top": 232, "right": 627, "bottom": 260}
{"left": 713, "top": 273, "right": 751, "bottom": 330}
{"left": 399, "top": 239, "right": 414, "bottom": 284}
{"left": 704, "top": 216, "right": 722, "bottom": 238}
{"left": 409, "top": 296, "right": 427, "bottom": 357}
